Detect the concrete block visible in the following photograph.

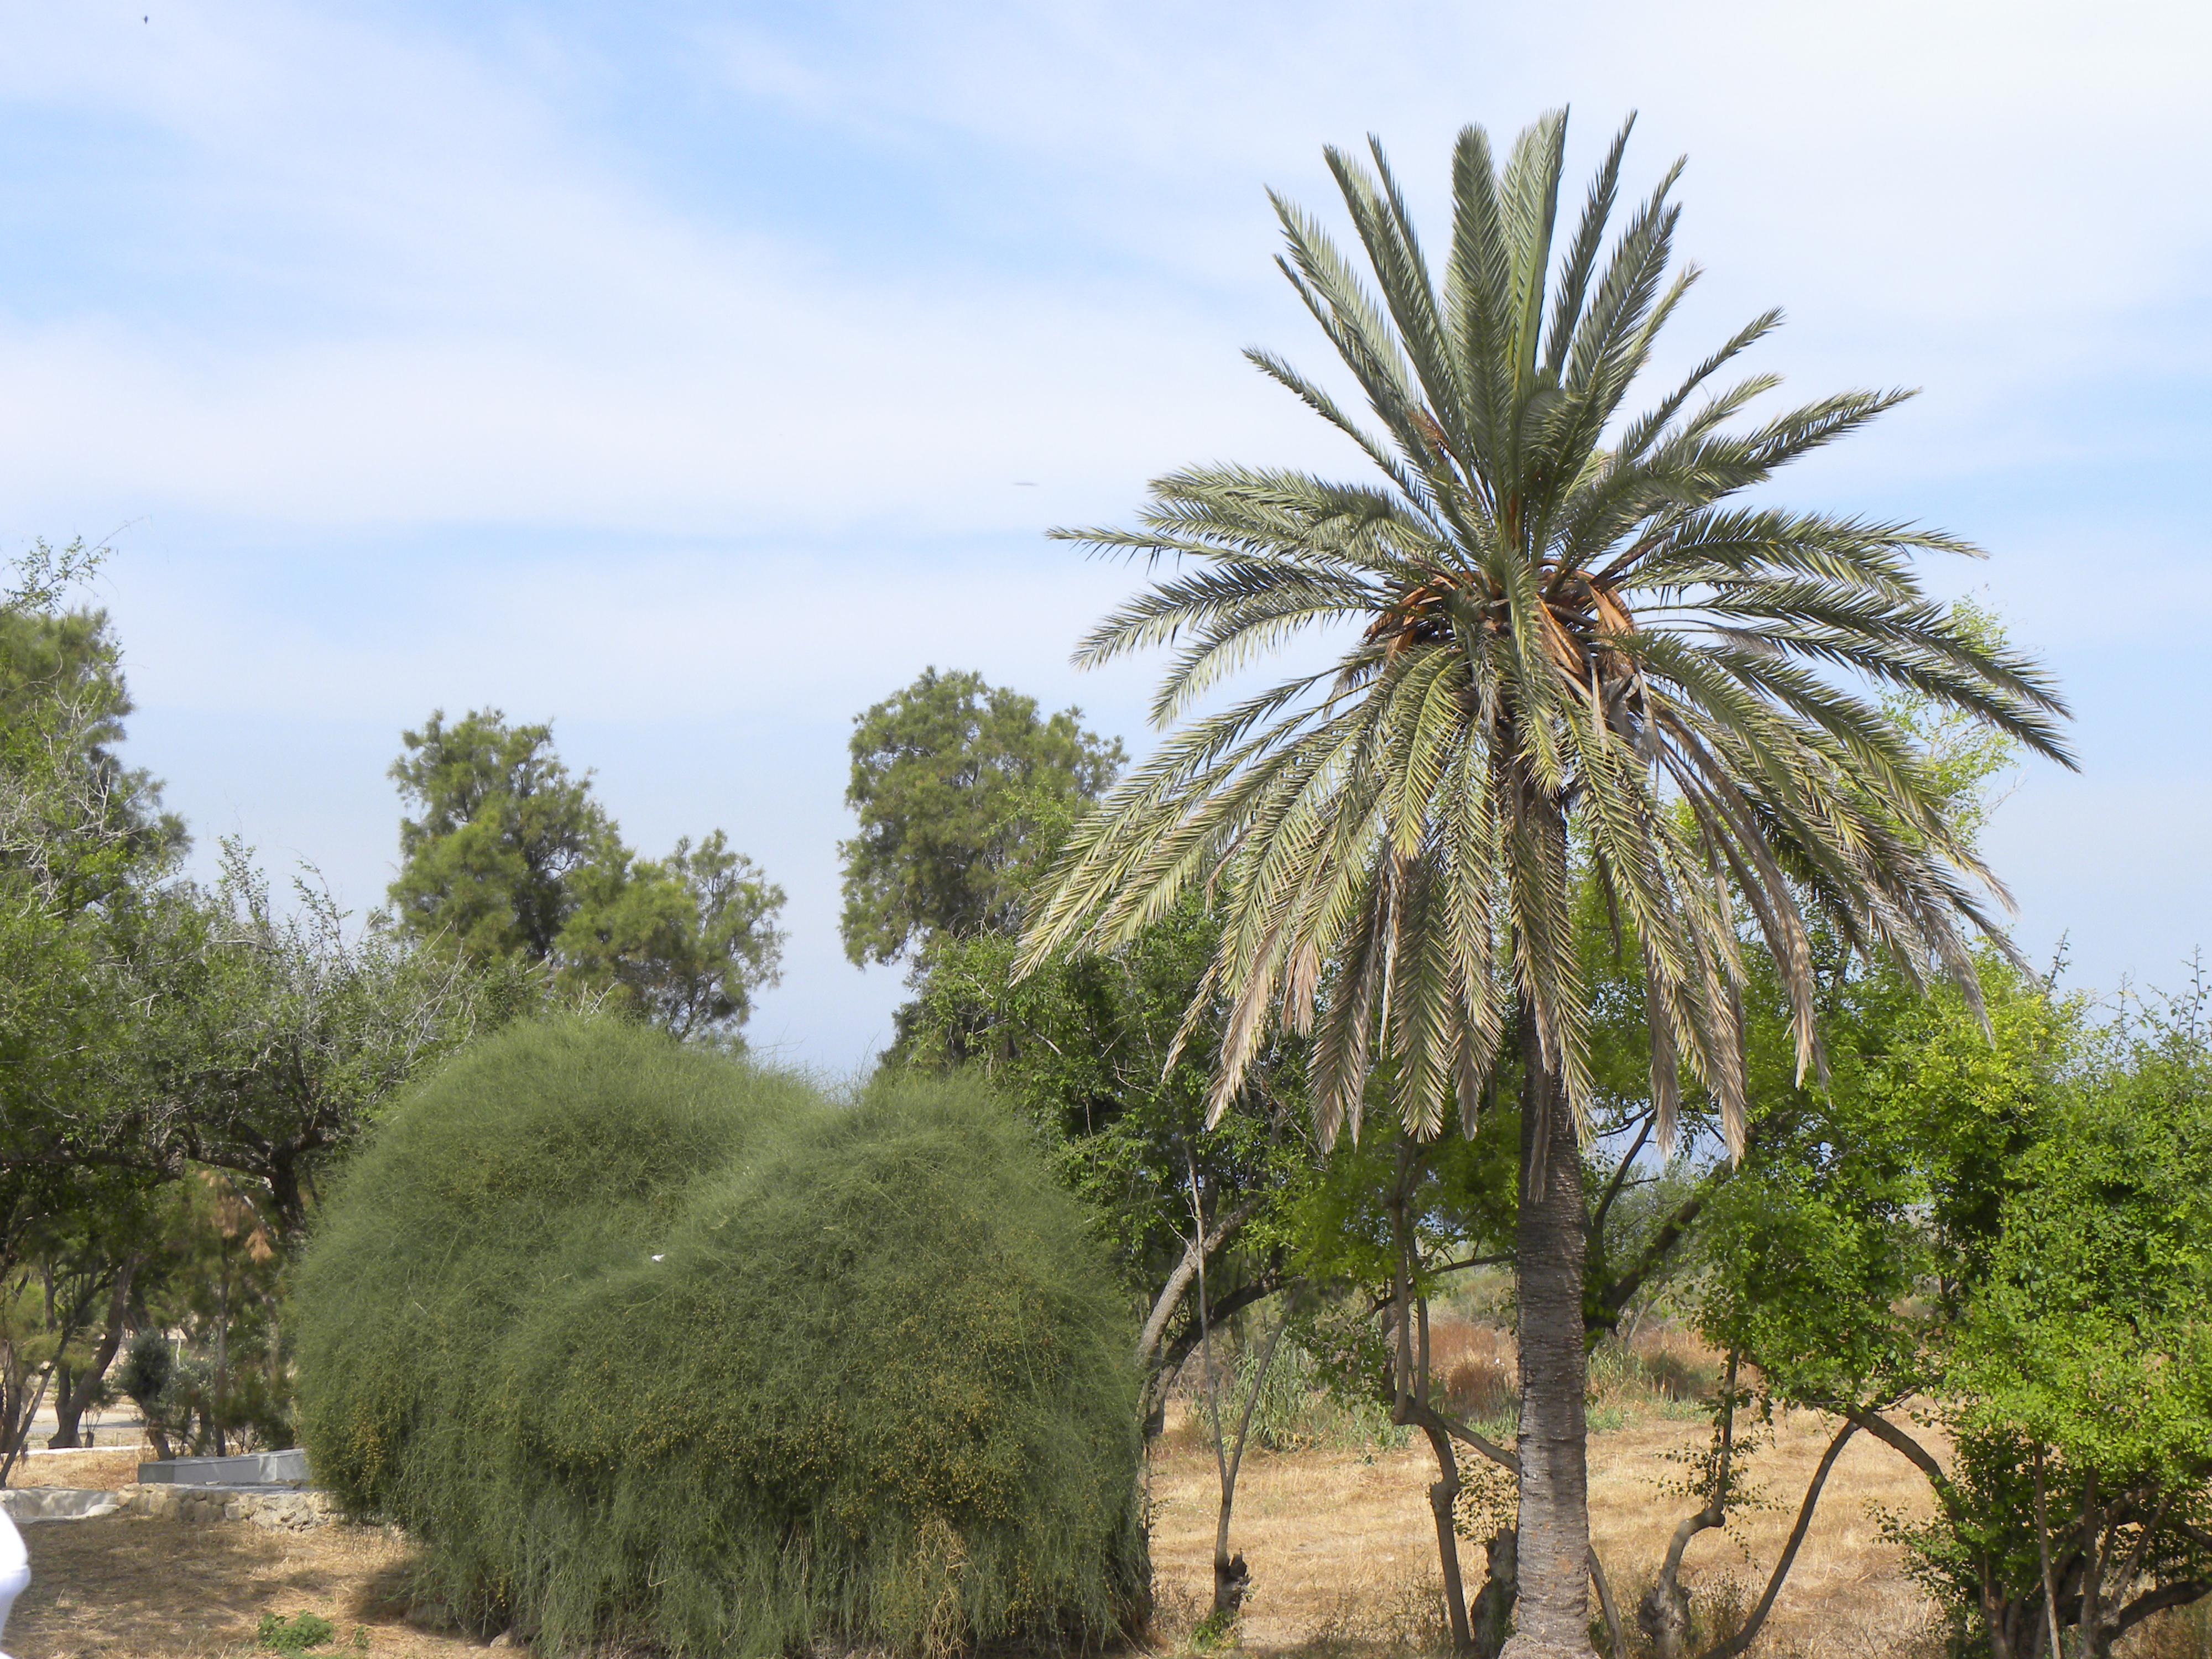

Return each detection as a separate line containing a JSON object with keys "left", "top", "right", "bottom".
{"left": 134, "top": 1449, "right": 309, "bottom": 1488}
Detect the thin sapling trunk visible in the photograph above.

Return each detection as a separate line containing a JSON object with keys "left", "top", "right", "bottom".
{"left": 1209, "top": 1311, "right": 1289, "bottom": 1616}
{"left": 1186, "top": 1144, "right": 1270, "bottom": 1621}
{"left": 1640, "top": 1353, "right": 1739, "bottom": 1659}
{"left": 1388, "top": 1152, "right": 1479, "bottom": 1655}
{"left": 2034, "top": 1444, "right": 2065, "bottom": 1659}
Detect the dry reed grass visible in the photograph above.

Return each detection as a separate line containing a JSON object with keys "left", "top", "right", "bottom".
{"left": 7, "top": 1447, "right": 148, "bottom": 1493}
{"left": 1149, "top": 1336, "right": 1949, "bottom": 1659}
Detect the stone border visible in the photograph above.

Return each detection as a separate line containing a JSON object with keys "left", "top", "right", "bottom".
{"left": 1, "top": 1484, "right": 342, "bottom": 1532}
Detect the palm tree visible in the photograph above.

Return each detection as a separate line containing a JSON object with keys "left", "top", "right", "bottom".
{"left": 1018, "top": 111, "right": 2072, "bottom": 1657}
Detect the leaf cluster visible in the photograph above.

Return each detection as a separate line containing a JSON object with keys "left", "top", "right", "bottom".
{"left": 389, "top": 707, "right": 785, "bottom": 1040}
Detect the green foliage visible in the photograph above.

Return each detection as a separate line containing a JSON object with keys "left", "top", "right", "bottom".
{"left": 1188, "top": 1600, "right": 1241, "bottom": 1650}
{"left": 293, "top": 1019, "right": 1146, "bottom": 1656}
{"left": 1230, "top": 1336, "right": 1407, "bottom": 1453}
{"left": 388, "top": 708, "right": 606, "bottom": 960}
{"left": 256, "top": 1611, "right": 337, "bottom": 1652}
{"left": 0, "top": 542, "right": 191, "bottom": 1464}
{"left": 1953, "top": 996, "right": 2212, "bottom": 1473}
{"left": 1693, "top": 961, "right": 2212, "bottom": 1655}
{"left": 1021, "top": 112, "right": 2071, "bottom": 1150}
{"left": 557, "top": 829, "right": 784, "bottom": 1038}
{"left": 1695, "top": 956, "right": 2067, "bottom": 1407}
{"left": 388, "top": 708, "right": 785, "bottom": 1039}
{"left": 901, "top": 899, "right": 1305, "bottom": 1292}
{"left": 114, "top": 839, "right": 518, "bottom": 1239}
{"left": 839, "top": 667, "right": 1122, "bottom": 967}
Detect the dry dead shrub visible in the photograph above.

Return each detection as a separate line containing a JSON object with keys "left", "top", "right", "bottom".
{"left": 1623, "top": 1325, "right": 1723, "bottom": 1404}
{"left": 2121, "top": 1598, "right": 2212, "bottom": 1659}
{"left": 1427, "top": 1321, "right": 1517, "bottom": 1428}
{"left": 1290, "top": 1568, "right": 1453, "bottom": 1659}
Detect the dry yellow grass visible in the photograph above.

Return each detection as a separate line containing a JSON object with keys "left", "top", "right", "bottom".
{"left": 9, "top": 1449, "right": 146, "bottom": 1494}
{"left": 0, "top": 1395, "right": 1948, "bottom": 1659}
{"left": 7, "top": 1514, "right": 478, "bottom": 1659}
{"left": 1149, "top": 1400, "right": 1948, "bottom": 1659}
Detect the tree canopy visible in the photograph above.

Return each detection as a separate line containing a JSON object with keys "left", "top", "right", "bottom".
{"left": 388, "top": 708, "right": 785, "bottom": 1040}
{"left": 840, "top": 667, "right": 1122, "bottom": 967}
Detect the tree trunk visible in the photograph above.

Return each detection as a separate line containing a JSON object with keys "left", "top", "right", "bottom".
{"left": 1506, "top": 998, "right": 1593, "bottom": 1659}
{"left": 1210, "top": 1312, "right": 1286, "bottom": 1617}
{"left": 49, "top": 1260, "right": 139, "bottom": 1449}
{"left": 1472, "top": 1530, "right": 1520, "bottom": 1659}
{"left": 1390, "top": 1158, "right": 1476, "bottom": 1655}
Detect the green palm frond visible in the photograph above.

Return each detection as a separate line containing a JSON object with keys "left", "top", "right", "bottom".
{"left": 1021, "top": 112, "right": 2074, "bottom": 1157}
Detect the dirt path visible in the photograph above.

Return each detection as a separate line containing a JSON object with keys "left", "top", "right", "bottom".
{"left": 9, "top": 1515, "right": 477, "bottom": 1659}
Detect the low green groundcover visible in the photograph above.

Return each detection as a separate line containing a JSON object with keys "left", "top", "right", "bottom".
{"left": 292, "top": 1019, "right": 1146, "bottom": 1656}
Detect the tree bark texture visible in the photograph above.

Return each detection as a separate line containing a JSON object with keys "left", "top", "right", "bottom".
{"left": 1506, "top": 997, "right": 1594, "bottom": 1659}
{"left": 48, "top": 1259, "right": 139, "bottom": 1449}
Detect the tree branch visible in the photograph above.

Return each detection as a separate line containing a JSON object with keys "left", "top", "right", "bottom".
{"left": 1135, "top": 1190, "right": 1268, "bottom": 1373}
{"left": 1845, "top": 1407, "right": 1961, "bottom": 1521}
{"left": 1591, "top": 1112, "right": 1654, "bottom": 1249}
{"left": 2111, "top": 1582, "right": 2212, "bottom": 1641}
{"left": 1699, "top": 1418, "right": 1859, "bottom": 1659}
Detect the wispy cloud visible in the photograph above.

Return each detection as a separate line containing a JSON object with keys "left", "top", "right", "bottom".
{"left": 3, "top": 0, "right": 2207, "bottom": 1057}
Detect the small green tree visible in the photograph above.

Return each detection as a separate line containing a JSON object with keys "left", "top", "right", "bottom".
{"left": 1689, "top": 966, "right": 2212, "bottom": 1659}
{"left": 839, "top": 668, "right": 1122, "bottom": 967}
{"left": 389, "top": 708, "right": 785, "bottom": 1039}
{"left": 0, "top": 540, "right": 185, "bottom": 1466}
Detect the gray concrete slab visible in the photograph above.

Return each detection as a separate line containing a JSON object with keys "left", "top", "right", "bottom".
{"left": 135, "top": 1449, "right": 309, "bottom": 1488}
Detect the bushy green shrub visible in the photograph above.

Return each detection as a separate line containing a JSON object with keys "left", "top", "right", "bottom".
{"left": 292, "top": 1019, "right": 1145, "bottom": 1656}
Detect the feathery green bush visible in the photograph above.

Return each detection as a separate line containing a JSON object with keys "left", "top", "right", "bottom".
{"left": 293, "top": 1019, "right": 1145, "bottom": 1656}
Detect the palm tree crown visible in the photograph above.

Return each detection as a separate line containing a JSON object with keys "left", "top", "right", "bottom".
{"left": 1019, "top": 111, "right": 2073, "bottom": 1157}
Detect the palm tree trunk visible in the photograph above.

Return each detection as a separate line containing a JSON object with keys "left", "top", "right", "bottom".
{"left": 1509, "top": 994, "right": 1593, "bottom": 1659}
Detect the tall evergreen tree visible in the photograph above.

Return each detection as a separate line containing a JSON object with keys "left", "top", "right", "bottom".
{"left": 1019, "top": 112, "right": 2072, "bottom": 1658}
{"left": 839, "top": 668, "right": 1122, "bottom": 966}
{"left": 389, "top": 709, "right": 784, "bottom": 1041}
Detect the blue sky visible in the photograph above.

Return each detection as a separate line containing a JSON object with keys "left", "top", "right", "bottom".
{"left": 3, "top": 0, "right": 2206, "bottom": 1072}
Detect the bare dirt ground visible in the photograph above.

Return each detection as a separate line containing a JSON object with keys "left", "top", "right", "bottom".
{"left": 9, "top": 1512, "right": 478, "bottom": 1659}
{"left": 5, "top": 1405, "right": 1948, "bottom": 1659}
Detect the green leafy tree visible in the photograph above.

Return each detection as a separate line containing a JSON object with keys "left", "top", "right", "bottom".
{"left": 0, "top": 542, "right": 186, "bottom": 1466}
{"left": 839, "top": 668, "right": 1123, "bottom": 967}
{"left": 1689, "top": 966, "right": 2212, "bottom": 1659}
{"left": 559, "top": 831, "right": 786, "bottom": 1040}
{"left": 389, "top": 708, "right": 785, "bottom": 1039}
{"left": 1019, "top": 112, "right": 2071, "bottom": 1657}
{"left": 90, "top": 841, "right": 515, "bottom": 1241}
{"left": 389, "top": 708, "right": 613, "bottom": 961}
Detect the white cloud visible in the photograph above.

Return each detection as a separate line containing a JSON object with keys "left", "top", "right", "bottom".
{"left": 4, "top": 0, "right": 2206, "bottom": 1065}
{"left": 4, "top": 0, "right": 2202, "bottom": 547}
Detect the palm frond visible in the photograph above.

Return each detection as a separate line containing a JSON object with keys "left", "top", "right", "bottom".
{"left": 1019, "top": 111, "right": 2070, "bottom": 1160}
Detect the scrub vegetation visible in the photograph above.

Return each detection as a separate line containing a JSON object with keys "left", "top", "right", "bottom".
{"left": 290, "top": 1019, "right": 1146, "bottom": 1657}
